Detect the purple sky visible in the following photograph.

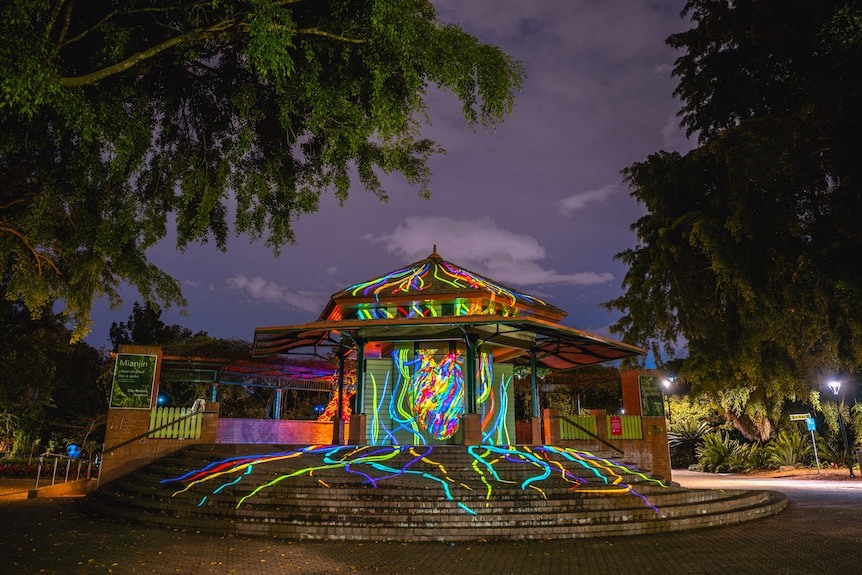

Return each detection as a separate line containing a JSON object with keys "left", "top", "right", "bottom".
{"left": 85, "top": 1, "right": 695, "bottom": 353}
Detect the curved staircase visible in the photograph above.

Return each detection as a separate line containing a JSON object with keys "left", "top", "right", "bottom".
{"left": 87, "top": 444, "right": 786, "bottom": 541}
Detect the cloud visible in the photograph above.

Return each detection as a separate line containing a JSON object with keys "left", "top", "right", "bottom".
{"left": 226, "top": 275, "right": 322, "bottom": 313}
{"left": 660, "top": 112, "right": 696, "bottom": 152}
{"left": 367, "top": 216, "right": 613, "bottom": 287}
{"left": 558, "top": 184, "right": 619, "bottom": 215}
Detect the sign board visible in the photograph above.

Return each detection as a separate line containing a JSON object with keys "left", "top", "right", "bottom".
{"left": 609, "top": 415, "right": 623, "bottom": 436}
{"left": 110, "top": 353, "right": 158, "bottom": 409}
{"left": 789, "top": 413, "right": 811, "bottom": 421}
{"left": 638, "top": 375, "right": 665, "bottom": 417}
{"left": 806, "top": 417, "right": 816, "bottom": 431}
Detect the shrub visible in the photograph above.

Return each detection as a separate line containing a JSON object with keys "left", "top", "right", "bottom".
{"left": 765, "top": 430, "right": 812, "bottom": 468}
{"left": 668, "top": 420, "right": 712, "bottom": 468}
{"left": 696, "top": 431, "right": 761, "bottom": 473}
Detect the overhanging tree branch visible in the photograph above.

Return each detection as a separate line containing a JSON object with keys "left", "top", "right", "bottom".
{"left": 0, "top": 226, "right": 61, "bottom": 276}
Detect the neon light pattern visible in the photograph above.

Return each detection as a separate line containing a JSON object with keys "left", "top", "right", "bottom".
{"left": 388, "top": 348, "right": 465, "bottom": 441}
{"left": 315, "top": 374, "right": 357, "bottom": 422}
{"left": 354, "top": 300, "right": 516, "bottom": 321}
{"left": 345, "top": 260, "right": 547, "bottom": 309}
{"left": 161, "top": 445, "right": 667, "bottom": 516}
{"left": 388, "top": 349, "right": 425, "bottom": 444}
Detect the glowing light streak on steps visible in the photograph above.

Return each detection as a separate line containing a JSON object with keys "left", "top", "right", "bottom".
{"left": 162, "top": 445, "right": 666, "bottom": 516}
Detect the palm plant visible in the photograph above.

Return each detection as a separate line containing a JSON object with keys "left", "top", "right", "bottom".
{"left": 668, "top": 420, "right": 711, "bottom": 468}
{"left": 765, "top": 430, "right": 813, "bottom": 468}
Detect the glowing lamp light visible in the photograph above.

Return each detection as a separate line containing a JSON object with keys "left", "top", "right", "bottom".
{"left": 157, "top": 394, "right": 169, "bottom": 406}
{"left": 828, "top": 381, "right": 841, "bottom": 395}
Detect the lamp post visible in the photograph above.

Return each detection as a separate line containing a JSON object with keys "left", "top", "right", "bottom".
{"left": 663, "top": 378, "right": 673, "bottom": 424}
{"left": 828, "top": 380, "right": 855, "bottom": 478}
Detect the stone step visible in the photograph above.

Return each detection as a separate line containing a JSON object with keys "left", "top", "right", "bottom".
{"left": 87, "top": 444, "right": 786, "bottom": 541}
{"left": 87, "top": 489, "right": 786, "bottom": 541}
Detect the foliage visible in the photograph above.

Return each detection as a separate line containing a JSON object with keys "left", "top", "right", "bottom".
{"left": 604, "top": 0, "right": 862, "bottom": 434}
{"left": 0, "top": 0, "right": 524, "bottom": 341}
{"left": 668, "top": 419, "right": 711, "bottom": 469}
{"left": 764, "top": 430, "right": 812, "bottom": 469}
{"left": 696, "top": 431, "right": 760, "bottom": 473}
{"left": 514, "top": 365, "right": 622, "bottom": 419}
{"left": 109, "top": 302, "right": 206, "bottom": 349}
{"left": 0, "top": 289, "right": 109, "bottom": 457}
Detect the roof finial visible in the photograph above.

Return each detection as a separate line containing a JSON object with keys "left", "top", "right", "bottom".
{"left": 429, "top": 245, "right": 441, "bottom": 260}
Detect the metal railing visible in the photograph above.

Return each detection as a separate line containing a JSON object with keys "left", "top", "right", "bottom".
{"left": 34, "top": 452, "right": 99, "bottom": 489}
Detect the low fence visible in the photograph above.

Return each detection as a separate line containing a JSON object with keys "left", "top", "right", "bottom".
{"left": 558, "top": 415, "right": 643, "bottom": 441}
{"left": 148, "top": 407, "right": 203, "bottom": 439}
{"left": 545, "top": 409, "right": 670, "bottom": 480}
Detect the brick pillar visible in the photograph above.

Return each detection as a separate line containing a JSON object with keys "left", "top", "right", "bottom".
{"left": 461, "top": 413, "right": 483, "bottom": 445}
{"left": 642, "top": 416, "right": 672, "bottom": 481}
{"left": 543, "top": 408, "right": 560, "bottom": 445}
{"left": 348, "top": 414, "right": 367, "bottom": 445}
{"left": 531, "top": 416, "right": 543, "bottom": 445}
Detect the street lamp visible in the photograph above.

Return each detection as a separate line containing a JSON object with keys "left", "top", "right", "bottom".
{"left": 828, "top": 380, "right": 855, "bottom": 478}
{"left": 663, "top": 378, "right": 674, "bottom": 424}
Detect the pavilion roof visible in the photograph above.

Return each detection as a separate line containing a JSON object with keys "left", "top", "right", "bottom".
{"left": 252, "top": 315, "right": 644, "bottom": 371}
{"left": 318, "top": 247, "right": 567, "bottom": 322}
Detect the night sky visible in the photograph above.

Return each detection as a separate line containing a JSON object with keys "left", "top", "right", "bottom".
{"left": 85, "top": 1, "right": 695, "bottom": 354}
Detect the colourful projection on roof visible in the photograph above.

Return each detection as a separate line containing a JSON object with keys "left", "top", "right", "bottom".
{"left": 354, "top": 299, "right": 519, "bottom": 320}
{"left": 345, "top": 260, "right": 547, "bottom": 308}
{"left": 161, "top": 445, "right": 667, "bottom": 516}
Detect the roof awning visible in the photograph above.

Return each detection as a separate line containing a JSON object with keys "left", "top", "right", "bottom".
{"left": 253, "top": 315, "right": 643, "bottom": 370}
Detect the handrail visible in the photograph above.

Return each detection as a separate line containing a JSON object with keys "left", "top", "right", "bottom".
{"left": 102, "top": 408, "right": 215, "bottom": 454}
{"left": 34, "top": 452, "right": 97, "bottom": 489}
{"left": 557, "top": 414, "right": 624, "bottom": 454}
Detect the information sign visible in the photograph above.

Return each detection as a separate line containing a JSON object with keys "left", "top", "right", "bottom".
{"left": 789, "top": 413, "right": 810, "bottom": 421}
{"left": 638, "top": 376, "right": 665, "bottom": 417}
{"left": 110, "top": 353, "right": 157, "bottom": 409}
{"left": 609, "top": 415, "right": 623, "bottom": 436}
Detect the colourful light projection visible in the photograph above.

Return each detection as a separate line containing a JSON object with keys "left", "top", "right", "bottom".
{"left": 346, "top": 260, "right": 547, "bottom": 308}
{"left": 395, "top": 348, "right": 464, "bottom": 441}
{"left": 366, "top": 349, "right": 512, "bottom": 445}
{"left": 477, "top": 353, "right": 513, "bottom": 445}
{"left": 316, "top": 376, "right": 356, "bottom": 422}
{"left": 161, "top": 445, "right": 667, "bottom": 516}
{"left": 354, "top": 299, "right": 518, "bottom": 321}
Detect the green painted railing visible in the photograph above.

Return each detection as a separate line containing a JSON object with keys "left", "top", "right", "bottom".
{"left": 606, "top": 415, "right": 643, "bottom": 439}
{"left": 559, "top": 415, "right": 598, "bottom": 440}
{"left": 148, "top": 407, "right": 203, "bottom": 440}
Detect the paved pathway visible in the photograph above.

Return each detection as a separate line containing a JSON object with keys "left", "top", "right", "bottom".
{"left": 1, "top": 472, "right": 860, "bottom": 575}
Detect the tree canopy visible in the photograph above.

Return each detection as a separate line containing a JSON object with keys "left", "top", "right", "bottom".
{"left": 0, "top": 291, "right": 109, "bottom": 456}
{"left": 604, "top": 0, "right": 862, "bottom": 438}
{"left": 109, "top": 301, "right": 205, "bottom": 349}
{"left": 0, "top": 0, "right": 524, "bottom": 340}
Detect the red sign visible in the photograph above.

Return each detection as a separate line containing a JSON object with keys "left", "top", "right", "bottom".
{"left": 609, "top": 416, "right": 623, "bottom": 436}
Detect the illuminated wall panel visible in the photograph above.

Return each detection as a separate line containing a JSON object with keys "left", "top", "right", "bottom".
{"left": 364, "top": 347, "right": 514, "bottom": 446}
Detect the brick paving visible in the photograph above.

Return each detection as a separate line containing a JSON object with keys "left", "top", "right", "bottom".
{"left": 0, "top": 471, "right": 860, "bottom": 575}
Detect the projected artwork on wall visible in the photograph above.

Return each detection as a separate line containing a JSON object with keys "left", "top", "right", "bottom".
{"left": 162, "top": 445, "right": 667, "bottom": 516}
{"left": 364, "top": 348, "right": 514, "bottom": 445}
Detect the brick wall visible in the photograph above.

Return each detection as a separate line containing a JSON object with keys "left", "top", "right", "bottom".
{"left": 99, "top": 404, "right": 219, "bottom": 486}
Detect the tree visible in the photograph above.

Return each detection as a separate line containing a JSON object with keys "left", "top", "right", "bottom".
{"left": 0, "top": 1, "right": 524, "bottom": 340}
{"left": 109, "top": 301, "right": 204, "bottom": 349}
{"left": 604, "top": 1, "right": 862, "bottom": 439}
{"left": 0, "top": 288, "right": 108, "bottom": 456}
